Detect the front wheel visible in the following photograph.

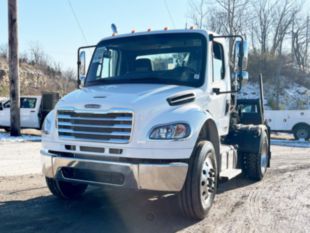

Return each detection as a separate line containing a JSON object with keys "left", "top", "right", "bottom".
{"left": 45, "top": 177, "right": 88, "bottom": 199}
{"left": 178, "top": 141, "right": 218, "bottom": 220}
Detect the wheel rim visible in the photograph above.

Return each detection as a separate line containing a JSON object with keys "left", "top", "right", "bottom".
{"left": 260, "top": 139, "right": 268, "bottom": 174}
{"left": 200, "top": 156, "right": 216, "bottom": 208}
{"left": 296, "top": 128, "right": 308, "bottom": 140}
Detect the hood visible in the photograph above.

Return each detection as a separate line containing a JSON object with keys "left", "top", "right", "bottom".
{"left": 57, "top": 84, "right": 197, "bottom": 111}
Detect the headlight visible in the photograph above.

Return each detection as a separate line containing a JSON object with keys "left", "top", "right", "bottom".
{"left": 42, "top": 112, "right": 54, "bottom": 135}
{"left": 149, "top": 123, "right": 190, "bottom": 140}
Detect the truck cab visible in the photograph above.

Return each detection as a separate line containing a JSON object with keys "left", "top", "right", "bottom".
{"left": 0, "top": 96, "right": 42, "bottom": 130}
{"left": 41, "top": 29, "right": 270, "bottom": 220}
{"left": 0, "top": 93, "right": 59, "bottom": 131}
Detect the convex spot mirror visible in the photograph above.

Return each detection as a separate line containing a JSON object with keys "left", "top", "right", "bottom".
{"left": 232, "top": 71, "right": 249, "bottom": 91}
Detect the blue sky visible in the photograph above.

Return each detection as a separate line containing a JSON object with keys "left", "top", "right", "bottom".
{"left": 0, "top": 0, "right": 189, "bottom": 70}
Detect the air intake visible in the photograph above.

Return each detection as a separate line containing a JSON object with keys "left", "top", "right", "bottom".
{"left": 167, "top": 93, "right": 195, "bottom": 106}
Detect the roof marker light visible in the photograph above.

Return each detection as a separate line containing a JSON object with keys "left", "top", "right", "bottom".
{"left": 164, "top": 27, "right": 168, "bottom": 31}
{"left": 147, "top": 28, "right": 152, "bottom": 32}
{"left": 190, "top": 26, "right": 194, "bottom": 30}
{"left": 131, "top": 29, "right": 136, "bottom": 33}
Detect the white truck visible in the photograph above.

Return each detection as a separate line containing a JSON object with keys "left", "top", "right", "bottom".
{"left": 41, "top": 29, "right": 271, "bottom": 220}
{"left": 265, "top": 110, "right": 310, "bottom": 140}
{"left": 0, "top": 93, "right": 59, "bottom": 131}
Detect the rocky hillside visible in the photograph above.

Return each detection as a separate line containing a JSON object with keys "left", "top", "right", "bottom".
{"left": 0, "top": 57, "right": 76, "bottom": 97}
{"left": 239, "top": 79, "right": 310, "bottom": 110}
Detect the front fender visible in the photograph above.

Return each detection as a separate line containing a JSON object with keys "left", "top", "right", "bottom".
{"left": 133, "top": 104, "right": 218, "bottom": 152}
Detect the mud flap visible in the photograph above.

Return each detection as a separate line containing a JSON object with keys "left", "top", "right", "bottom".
{"left": 225, "top": 124, "right": 269, "bottom": 165}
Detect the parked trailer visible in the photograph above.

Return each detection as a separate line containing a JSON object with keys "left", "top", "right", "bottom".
{"left": 265, "top": 110, "right": 310, "bottom": 140}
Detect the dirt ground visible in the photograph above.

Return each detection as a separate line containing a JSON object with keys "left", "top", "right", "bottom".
{"left": 0, "top": 143, "right": 310, "bottom": 233}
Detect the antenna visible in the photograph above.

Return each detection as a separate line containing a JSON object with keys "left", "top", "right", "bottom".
{"left": 111, "top": 24, "right": 118, "bottom": 34}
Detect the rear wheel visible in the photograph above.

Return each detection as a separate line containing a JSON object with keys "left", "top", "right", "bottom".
{"left": 45, "top": 177, "right": 88, "bottom": 199}
{"left": 3, "top": 127, "right": 10, "bottom": 133}
{"left": 178, "top": 141, "right": 218, "bottom": 220}
{"left": 243, "top": 130, "right": 269, "bottom": 181}
{"left": 293, "top": 124, "right": 310, "bottom": 141}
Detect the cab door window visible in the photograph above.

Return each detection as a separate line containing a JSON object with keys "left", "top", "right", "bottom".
{"left": 212, "top": 42, "right": 225, "bottom": 81}
{"left": 21, "top": 98, "right": 37, "bottom": 109}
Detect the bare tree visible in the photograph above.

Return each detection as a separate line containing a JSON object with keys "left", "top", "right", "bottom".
{"left": 251, "top": 0, "right": 273, "bottom": 54}
{"left": 29, "top": 42, "right": 48, "bottom": 66}
{"left": 251, "top": 0, "right": 301, "bottom": 56}
{"left": 188, "top": 0, "right": 208, "bottom": 29}
{"left": 270, "top": 0, "right": 301, "bottom": 55}
{"left": 292, "top": 15, "right": 310, "bottom": 71}
{"left": 188, "top": 0, "right": 251, "bottom": 58}
{"left": 0, "top": 44, "right": 8, "bottom": 59}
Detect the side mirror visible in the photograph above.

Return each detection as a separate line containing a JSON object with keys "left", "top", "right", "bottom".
{"left": 234, "top": 40, "right": 248, "bottom": 72}
{"left": 78, "top": 51, "right": 86, "bottom": 88}
{"left": 79, "top": 51, "right": 86, "bottom": 77}
{"left": 232, "top": 71, "right": 249, "bottom": 91}
{"left": 0, "top": 103, "right": 3, "bottom": 111}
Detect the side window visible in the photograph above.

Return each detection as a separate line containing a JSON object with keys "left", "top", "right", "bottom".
{"left": 212, "top": 42, "right": 225, "bottom": 81}
{"left": 21, "top": 98, "right": 37, "bottom": 109}
{"left": 3, "top": 101, "right": 10, "bottom": 108}
{"left": 239, "top": 104, "right": 258, "bottom": 113}
{"left": 95, "top": 48, "right": 119, "bottom": 79}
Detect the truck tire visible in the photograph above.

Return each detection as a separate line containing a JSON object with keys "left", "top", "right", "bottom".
{"left": 243, "top": 130, "right": 269, "bottom": 181}
{"left": 45, "top": 177, "right": 88, "bottom": 199}
{"left": 293, "top": 124, "right": 310, "bottom": 140}
{"left": 178, "top": 141, "right": 218, "bottom": 220}
{"left": 4, "top": 127, "right": 10, "bottom": 133}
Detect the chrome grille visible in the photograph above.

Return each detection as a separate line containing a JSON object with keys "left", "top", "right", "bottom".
{"left": 57, "top": 110, "right": 133, "bottom": 144}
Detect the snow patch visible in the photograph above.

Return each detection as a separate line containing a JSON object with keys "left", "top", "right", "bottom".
{"left": 0, "top": 132, "right": 41, "bottom": 142}
{"left": 271, "top": 139, "right": 310, "bottom": 148}
{"left": 239, "top": 82, "right": 310, "bottom": 110}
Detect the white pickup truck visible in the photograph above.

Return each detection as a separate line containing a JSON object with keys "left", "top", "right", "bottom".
{"left": 41, "top": 29, "right": 271, "bottom": 220}
{"left": 0, "top": 93, "right": 59, "bottom": 131}
{"left": 265, "top": 110, "right": 310, "bottom": 140}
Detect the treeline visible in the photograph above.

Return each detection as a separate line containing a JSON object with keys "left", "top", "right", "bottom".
{"left": 0, "top": 43, "right": 76, "bottom": 96}
{"left": 189, "top": 0, "right": 310, "bottom": 109}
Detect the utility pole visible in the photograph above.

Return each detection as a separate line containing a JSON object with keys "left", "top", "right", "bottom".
{"left": 8, "top": 0, "right": 21, "bottom": 136}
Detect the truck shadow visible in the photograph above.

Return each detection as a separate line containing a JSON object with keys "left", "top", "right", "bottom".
{"left": 217, "top": 175, "right": 256, "bottom": 194}
{"left": 0, "top": 186, "right": 195, "bottom": 233}
{"left": 0, "top": 176, "right": 253, "bottom": 233}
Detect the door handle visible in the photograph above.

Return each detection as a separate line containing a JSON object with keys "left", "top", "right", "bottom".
{"left": 212, "top": 88, "right": 221, "bottom": 95}
{"left": 30, "top": 110, "right": 35, "bottom": 113}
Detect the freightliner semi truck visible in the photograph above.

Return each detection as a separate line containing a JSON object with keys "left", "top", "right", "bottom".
{"left": 41, "top": 28, "right": 271, "bottom": 220}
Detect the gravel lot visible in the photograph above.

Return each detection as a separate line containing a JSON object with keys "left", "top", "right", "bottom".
{"left": 0, "top": 141, "right": 309, "bottom": 233}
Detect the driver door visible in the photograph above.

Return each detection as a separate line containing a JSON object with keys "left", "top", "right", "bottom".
{"left": 20, "top": 97, "right": 40, "bottom": 128}
{"left": 208, "top": 41, "right": 230, "bottom": 136}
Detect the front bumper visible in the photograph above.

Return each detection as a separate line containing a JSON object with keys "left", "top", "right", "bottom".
{"left": 41, "top": 149, "right": 188, "bottom": 192}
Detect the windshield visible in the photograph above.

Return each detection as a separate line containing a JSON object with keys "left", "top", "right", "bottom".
{"left": 85, "top": 33, "right": 207, "bottom": 87}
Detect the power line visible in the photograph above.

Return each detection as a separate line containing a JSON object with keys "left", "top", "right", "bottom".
{"left": 164, "top": 0, "right": 176, "bottom": 28}
{"left": 67, "top": 0, "right": 88, "bottom": 43}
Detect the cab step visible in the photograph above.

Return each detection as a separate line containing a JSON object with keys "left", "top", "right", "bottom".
{"left": 220, "top": 169, "right": 242, "bottom": 181}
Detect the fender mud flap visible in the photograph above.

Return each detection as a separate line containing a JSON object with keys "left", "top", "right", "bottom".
{"left": 225, "top": 124, "right": 267, "bottom": 154}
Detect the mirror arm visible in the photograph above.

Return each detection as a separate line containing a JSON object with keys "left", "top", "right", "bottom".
{"left": 213, "top": 87, "right": 241, "bottom": 95}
